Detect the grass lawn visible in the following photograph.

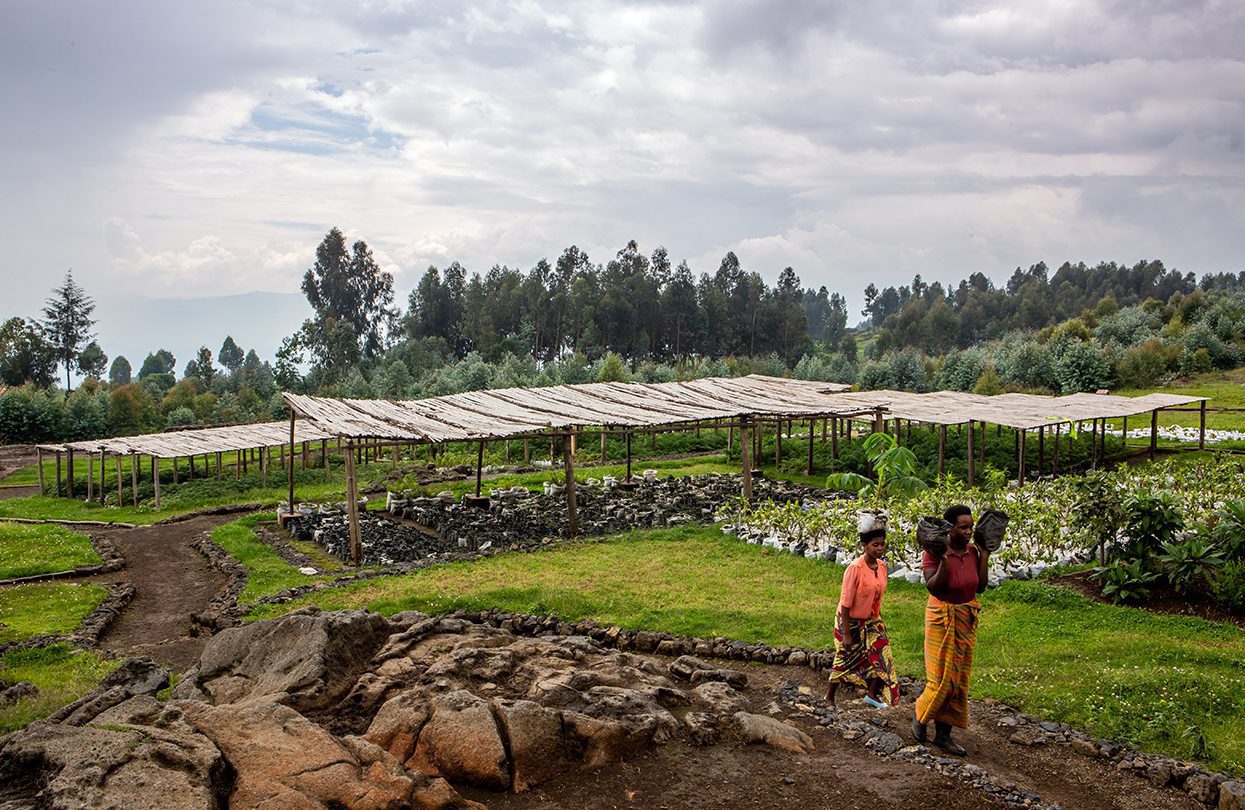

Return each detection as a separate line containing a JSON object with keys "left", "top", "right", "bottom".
{"left": 0, "top": 583, "right": 109, "bottom": 644}
{"left": 0, "top": 643, "right": 118, "bottom": 732}
{"left": 248, "top": 525, "right": 1245, "bottom": 775}
{"left": 210, "top": 516, "right": 343, "bottom": 605}
{"left": 0, "top": 523, "right": 101, "bottom": 580}
{"left": 1116, "top": 367, "right": 1245, "bottom": 432}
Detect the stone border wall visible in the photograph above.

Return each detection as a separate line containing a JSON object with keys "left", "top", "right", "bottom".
{"left": 0, "top": 582, "right": 135, "bottom": 655}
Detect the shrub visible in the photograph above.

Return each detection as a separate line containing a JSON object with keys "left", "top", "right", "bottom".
{"left": 1210, "top": 499, "right": 1245, "bottom": 561}
{"left": 1156, "top": 535, "right": 1224, "bottom": 596}
{"left": 1092, "top": 558, "right": 1160, "bottom": 604}
{"left": 1119, "top": 492, "right": 1185, "bottom": 561}
{"left": 1209, "top": 560, "right": 1245, "bottom": 612}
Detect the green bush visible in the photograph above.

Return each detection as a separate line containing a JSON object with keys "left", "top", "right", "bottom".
{"left": 1157, "top": 535, "right": 1224, "bottom": 596}
{"left": 1210, "top": 499, "right": 1245, "bottom": 561}
{"left": 1092, "top": 559, "right": 1160, "bottom": 604}
{"left": 1119, "top": 492, "right": 1185, "bottom": 561}
{"left": 1209, "top": 560, "right": 1245, "bottom": 612}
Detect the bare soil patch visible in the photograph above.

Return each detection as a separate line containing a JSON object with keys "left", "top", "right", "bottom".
{"left": 466, "top": 661, "right": 1201, "bottom": 810}
{"left": 79, "top": 515, "right": 240, "bottom": 671}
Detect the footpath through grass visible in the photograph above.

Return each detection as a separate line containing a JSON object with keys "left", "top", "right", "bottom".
{"left": 0, "top": 582, "right": 108, "bottom": 644}
{"left": 248, "top": 525, "right": 1245, "bottom": 775}
{"left": 0, "top": 523, "right": 101, "bottom": 579}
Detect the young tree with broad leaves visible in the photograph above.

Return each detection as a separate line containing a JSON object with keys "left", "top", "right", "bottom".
{"left": 41, "top": 270, "right": 96, "bottom": 390}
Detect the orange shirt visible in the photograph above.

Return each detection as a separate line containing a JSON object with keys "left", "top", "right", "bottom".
{"left": 839, "top": 555, "right": 887, "bottom": 619}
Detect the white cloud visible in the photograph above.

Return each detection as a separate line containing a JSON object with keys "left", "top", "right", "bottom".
{"left": 1, "top": 0, "right": 1243, "bottom": 328}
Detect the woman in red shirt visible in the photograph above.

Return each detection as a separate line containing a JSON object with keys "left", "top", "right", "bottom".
{"left": 912, "top": 504, "right": 990, "bottom": 756}
{"left": 826, "top": 512, "right": 900, "bottom": 708}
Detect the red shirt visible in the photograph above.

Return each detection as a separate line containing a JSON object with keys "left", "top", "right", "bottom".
{"left": 922, "top": 545, "right": 981, "bottom": 604}
{"left": 839, "top": 556, "right": 887, "bottom": 619}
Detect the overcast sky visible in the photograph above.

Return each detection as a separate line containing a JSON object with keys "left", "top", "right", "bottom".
{"left": 3, "top": 0, "right": 1243, "bottom": 327}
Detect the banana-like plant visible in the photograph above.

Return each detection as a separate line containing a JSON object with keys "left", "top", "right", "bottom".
{"left": 826, "top": 432, "right": 928, "bottom": 505}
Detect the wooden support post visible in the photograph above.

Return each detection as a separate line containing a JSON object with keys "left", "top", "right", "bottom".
{"left": 67, "top": 449, "right": 75, "bottom": 499}
{"left": 505, "top": 440, "right": 510, "bottom": 463}
{"left": 216, "top": 452, "right": 222, "bottom": 478}
{"left": 727, "top": 424, "right": 733, "bottom": 454}
{"left": 831, "top": 417, "right": 839, "bottom": 460}
{"left": 115, "top": 457, "right": 123, "bottom": 506}
{"left": 651, "top": 430, "right": 656, "bottom": 451}
{"left": 967, "top": 419, "right": 976, "bottom": 487}
{"left": 152, "top": 455, "right": 161, "bottom": 510}
{"left": 570, "top": 430, "right": 577, "bottom": 455}
{"left": 1199, "top": 401, "right": 1207, "bottom": 450}
{"left": 938, "top": 424, "right": 946, "bottom": 476}
{"left": 288, "top": 412, "right": 297, "bottom": 512}
{"left": 600, "top": 429, "right": 607, "bottom": 463}
{"left": 172, "top": 457, "right": 179, "bottom": 485}
{"left": 241, "top": 449, "right": 246, "bottom": 474}
{"left": 563, "top": 430, "right": 578, "bottom": 539}
{"left": 99, "top": 451, "right": 105, "bottom": 503}
{"left": 344, "top": 442, "right": 361, "bottom": 566}
{"left": 87, "top": 453, "right": 94, "bottom": 502}
{"left": 805, "top": 418, "right": 814, "bottom": 476}
{"left": 1149, "top": 409, "right": 1159, "bottom": 461}
{"left": 625, "top": 431, "right": 633, "bottom": 482}
{"left": 1018, "top": 430, "right": 1027, "bottom": 484}
{"left": 475, "top": 440, "right": 485, "bottom": 497}
{"left": 56, "top": 451, "right": 62, "bottom": 496}
{"left": 741, "top": 417, "right": 753, "bottom": 502}
{"left": 131, "top": 453, "right": 139, "bottom": 505}
{"left": 1091, "top": 419, "right": 1099, "bottom": 469}
{"left": 36, "top": 448, "right": 44, "bottom": 494}
{"left": 302, "top": 441, "right": 309, "bottom": 470}
{"left": 322, "top": 439, "right": 330, "bottom": 482}
{"left": 822, "top": 418, "right": 828, "bottom": 441}
{"left": 1038, "top": 427, "right": 1045, "bottom": 475}
{"left": 259, "top": 448, "right": 266, "bottom": 487}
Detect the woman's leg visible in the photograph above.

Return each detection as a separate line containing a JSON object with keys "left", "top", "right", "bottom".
{"left": 825, "top": 682, "right": 840, "bottom": 705}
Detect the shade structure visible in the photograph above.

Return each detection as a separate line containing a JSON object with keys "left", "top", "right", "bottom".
{"left": 283, "top": 375, "right": 862, "bottom": 442}
{"left": 36, "top": 420, "right": 337, "bottom": 459}
{"left": 815, "top": 389, "right": 1206, "bottom": 430}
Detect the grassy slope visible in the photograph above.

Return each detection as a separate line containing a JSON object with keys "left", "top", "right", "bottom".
{"left": 0, "top": 644, "right": 117, "bottom": 732}
{"left": 1115, "top": 367, "right": 1245, "bottom": 432}
{"left": 248, "top": 525, "right": 1245, "bottom": 775}
{"left": 210, "top": 516, "right": 341, "bottom": 605}
{"left": 0, "top": 523, "right": 101, "bottom": 579}
{"left": 0, "top": 583, "right": 109, "bottom": 644}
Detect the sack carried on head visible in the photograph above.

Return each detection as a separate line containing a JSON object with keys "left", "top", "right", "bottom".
{"left": 974, "top": 508, "right": 1009, "bottom": 551}
{"left": 917, "top": 517, "right": 952, "bottom": 555}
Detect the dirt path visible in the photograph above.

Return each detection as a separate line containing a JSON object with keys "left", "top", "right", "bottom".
{"left": 82, "top": 515, "right": 236, "bottom": 673}
{"left": 0, "top": 485, "right": 38, "bottom": 500}
{"left": 469, "top": 663, "right": 1201, "bottom": 810}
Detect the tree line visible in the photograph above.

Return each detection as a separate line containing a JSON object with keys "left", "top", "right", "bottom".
{"left": 3, "top": 226, "right": 1243, "bottom": 443}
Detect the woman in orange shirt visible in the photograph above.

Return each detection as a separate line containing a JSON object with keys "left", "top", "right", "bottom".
{"left": 826, "top": 512, "right": 900, "bottom": 708}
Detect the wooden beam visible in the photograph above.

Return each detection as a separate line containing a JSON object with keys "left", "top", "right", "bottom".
{"left": 99, "top": 451, "right": 105, "bottom": 504}
{"left": 1038, "top": 426, "right": 1045, "bottom": 475}
{"left": 131, "top": 453, "right": 139, "bottom": 506}
{"left": 1018, "top": 429, "right": 1027, "bottom": 485}
{"left": 322, "top": 439, "right": 330, "bottom": 482}
{"left": 563, "top": 429, "right": 578, "bottom": 539}
{"left": 1199, "top": 401, "right": 1207, "bottom": 451}
{"left": 805, "top": 418, "right": 814, "bottom": 476}
{"left": 172, "top": 457, "right": 179, "bottom": 485}
{"left": 938, "top": 424, "right": 946, "bottom": 476}
{"left": 36, "top": 448, "right": 44, "bottom": 494}
{"left": 115, "top": 457, "right": 123, "bottom": 506}
{"left": 152, "top": 455, "right": 161, "bottom": 510}
{"left": 56, "top": 451, "right": 62, "bottom": 497}
{"left": 288, "top": 411, "right": 297, "bottom": 511}
{"left": 740, "top": 417, "right": 753, "bottom": 502}
{"left": 1149, "top": 409, "right": 1159, "bottom": 461}
{"left": 344, "top": 441, "right": 362, "bottom": 566}
{"left": 87, "top": 453, "right": 94, "bottom": 502}
{"left": 967, "top": 419, "right": 976, "bottom": 487}
{"left": 67, "top": 449, "right": 74, "bottom": 499}
{"left": 626, "top": 431, "right": 633, "bottom": 482}
{"left": 600, "top": 429, "right": 607, "bottom": 463}
{"left": 1091, "top": 419, "right": 1099, "bottom": 469}
{"left": 475, "top": 440, "right": 485, "bottom": 497}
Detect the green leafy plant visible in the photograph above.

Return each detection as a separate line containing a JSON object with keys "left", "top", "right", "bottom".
{"left": 1071, "top": 470, "right": 1124, "bottom": 565}
{"left": 1157, "top": 534, "right": 1224, "bottom": 595}
{"left": 1209, "top": 560, "right": 1245, "bottom": 612}
{"left": 1209, "top": 499, "right": 1245, "bottom": 561}
{"left": 1091, "top": 558, "right": 1160, "bottom": 604}
{"left": 826, "top": 432, "right": 927, "bottom": 504}
{"left": 1119, "top": 492, "right": 1185, "bottom": 562}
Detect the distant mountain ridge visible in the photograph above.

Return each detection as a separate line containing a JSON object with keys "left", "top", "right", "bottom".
{"left": 94, "top": 291, "right": 309, "bottom": 375}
